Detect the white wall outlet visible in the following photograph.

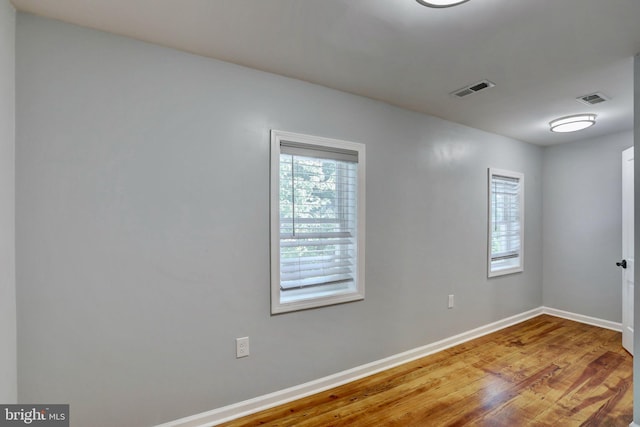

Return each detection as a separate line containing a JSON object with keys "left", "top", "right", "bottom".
{"left": 236, "top": 337, "right": 249, "bottom": 358}
{"left": 448, "top": 294, "right": 454, "bottom": 309}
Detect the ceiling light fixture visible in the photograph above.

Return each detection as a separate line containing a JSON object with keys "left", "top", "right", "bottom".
{"left": 416, "top": 0, "right": 471, "bottom": 8}
{"left": 549, "top": 114, "right": 597, "bottom": 133}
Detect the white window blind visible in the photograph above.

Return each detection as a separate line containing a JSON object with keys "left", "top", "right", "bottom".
{"left": 271, "top": 130, "right": 365, "bottom": 314}
{"left": 279, "top": 145, "right": 358, "bottom": 291}
{"left": 488, "top": 169, "right": 524, "bottom": 277}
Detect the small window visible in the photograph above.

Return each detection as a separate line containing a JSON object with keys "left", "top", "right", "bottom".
{"left": 270, "top": 130, "right": 365, "bottom": 314}
{"left": 488, "top": 168, "right": 524, "bottom": 277}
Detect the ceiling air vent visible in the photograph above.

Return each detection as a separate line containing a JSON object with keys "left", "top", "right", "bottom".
{"left": 576, "top": 92, "right": 610, "bottom": 106}
{"left": 450, "top": 80, "right": 495, "bottom": 98}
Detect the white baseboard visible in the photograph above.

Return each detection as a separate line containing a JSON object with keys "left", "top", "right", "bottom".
{"left": 156, "top": 306, "right": 620, "bottom": 427}
{"left": 541, "top": 306, "right": 622, "bottom": 332}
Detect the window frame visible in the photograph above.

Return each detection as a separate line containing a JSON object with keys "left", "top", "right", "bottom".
{"left": 487, "top": 168, "right": 524, "bottom": 277}
{"left": 270, "top": 130, "right": 366, "bottom": 314}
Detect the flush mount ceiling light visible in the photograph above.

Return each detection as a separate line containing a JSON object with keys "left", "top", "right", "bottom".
{"left": 416, "top": 0, "right": 471, "bottom": 8}
{"left": 549, "top": 113, "right": 597, "bottom": 133}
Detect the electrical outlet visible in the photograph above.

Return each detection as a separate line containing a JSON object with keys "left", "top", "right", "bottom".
{"left": 448, "top": 294, "right": 454, "bottom": 309}
{"left": 236, "top": 337, "right": 249, "bottom": 358}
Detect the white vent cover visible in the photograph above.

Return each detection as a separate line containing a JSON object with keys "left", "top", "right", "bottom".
{"left": 576, "top": 92, "right": 610, "bottom": 106}
{"left": 450, "top": 80, "right": 495, "bottom": 98}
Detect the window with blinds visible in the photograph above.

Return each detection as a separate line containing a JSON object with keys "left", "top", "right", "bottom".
{"left": 270, "top": 130, "right": 365, "bottom": 314}
{"left": 488, "top": 168, "right": 524, "bottom": 277}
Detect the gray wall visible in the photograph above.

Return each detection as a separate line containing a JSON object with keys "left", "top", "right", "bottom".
{"left": 15, "top": 14, "right": 543, "bottom": 427}
{"left": 0, "top": 0, "right": 16, "bottom": 404}
{"left": 542, "top": 131, "right": 633, "bottom": 321}
{"left": 633, "top": 53, "right": 639, "bottom": 427}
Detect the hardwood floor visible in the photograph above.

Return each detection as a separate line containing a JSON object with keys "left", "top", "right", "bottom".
{"left": 218, "top": 315, "right": 633, "bottom": 427}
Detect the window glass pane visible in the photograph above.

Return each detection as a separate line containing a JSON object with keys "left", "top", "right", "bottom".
{"left": 279, "top": 154, "right": 357, "bottom": 292}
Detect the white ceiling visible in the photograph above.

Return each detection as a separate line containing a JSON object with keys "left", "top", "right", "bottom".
{"left": 10, "top": 0, "right": 640, "bottom": 145}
